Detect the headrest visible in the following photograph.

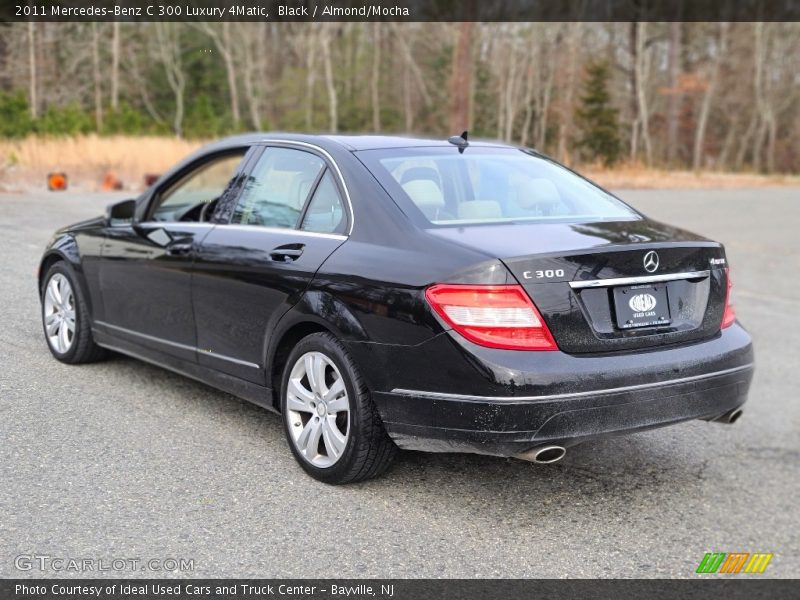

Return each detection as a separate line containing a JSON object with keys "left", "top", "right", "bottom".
{"left": 399, "top": 166, "right": 440, "bottom": 186}
{"left": 512, "top": 176, "right": 561, "bottom": 209}
{"left": 402, "top": 179, "right": 445, "bottom": 208}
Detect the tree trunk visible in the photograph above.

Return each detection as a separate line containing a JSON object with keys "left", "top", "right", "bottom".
{"left": 305, "top": 29, "right": 317, "bottom": 130}
{"left": 154, "top": 23, "right": 185, "bottom": 137}
{"left": 635, "top": 22, "right": 653, "bottom": 165}
{"left": 241, "top": 24, "right": 262, "bottom": 130}
{"left": 449, "top": 21, "right": 474, "bottom": 133}
{"left": 110, "top": 22, "right": 120, "bottom": 111}
{"left": 692, "top": 23, "right": 727, "bottom": 170}
{"left": 556, "top": 22, "right": 580, "bottom": 165}
{"left": 27, "top": 21, "right": 37, "bottom": 118}
{"left": 665, "top": 21, "right": 682, "bottom": 166}
{"left": 222, "top": 23, "right": 240, "bottom": 128}
{"left": 371, "top": 23, "right": 381, "bottom": 132}
{"left": 92, "top": 23, "right": 103, "bottom": 130}
{"left": 321, "top": 26, "right": 338, "bottom": 133}
{"left": 628, "top": 23, "right": 639, "bottom": 161}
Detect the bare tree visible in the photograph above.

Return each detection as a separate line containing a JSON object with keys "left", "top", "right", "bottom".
{"left": 27, "top": 21, "right": 37, "bottom": 118}
{"left": 665, "top": 21, "right": 682, "bottom": 166}
{"left": 91, "top": 23, "right": 103, "bottom": 130}
{"left": 449, "top": 21, "right": 474, "bottom": 132}
{"left": 153, "top": 23, "right": 186, "bottom": 136}
{"left": 197, "top": 22, "right": 241, "bottom": 128}
{"left": 320, "top": 25, "right": 338, "bottom": 132}
{"left": 110, "top": 22, "right": 120, "bottom": 111}
{"left": 371, "top": 23, "right": 381, "bottom": 132}
{"left": 692, "top": 23, "right": 727, "bottom": 170}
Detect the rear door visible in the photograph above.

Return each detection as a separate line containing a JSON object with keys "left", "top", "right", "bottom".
{"left": 192, "top": 144, "right": 349, "bottom": 383}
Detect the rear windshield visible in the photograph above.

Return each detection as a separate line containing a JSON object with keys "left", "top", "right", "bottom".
{"left": 357, "top": 147, "right": 639, "bottom": 226}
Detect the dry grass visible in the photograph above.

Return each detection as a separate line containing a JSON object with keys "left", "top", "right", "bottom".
{"left": 0, "top": 135, "right": 204, "bottom": 192}
{"left": 584, "top": 163, "right": 800, "bottom": 190}
{"left": 1, "top": 135, "right": 798, "bottom": 192}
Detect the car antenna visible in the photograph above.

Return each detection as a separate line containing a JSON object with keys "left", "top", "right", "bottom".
{"left": 447, "top": 130, "right": 469, "bottom": 154}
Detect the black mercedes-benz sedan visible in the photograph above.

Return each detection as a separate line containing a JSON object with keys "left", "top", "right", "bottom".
{"left": 38, "top": 133, "right": 754, "bottom": 483}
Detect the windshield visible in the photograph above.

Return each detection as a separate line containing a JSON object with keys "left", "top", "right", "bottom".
{"left": 357, "top": 147, "right": 639, "bottom": 226}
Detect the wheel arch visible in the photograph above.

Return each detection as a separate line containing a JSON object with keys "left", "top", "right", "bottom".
{"left": 267, "top": 319, "right": 334, "bottom": 411}
{"left": 38, "top": 246, "right": 81, "bottom": 294}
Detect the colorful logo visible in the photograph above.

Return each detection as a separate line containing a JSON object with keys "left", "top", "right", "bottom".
{"left": 696, "top": 552, "right": 773, "bottom": 574}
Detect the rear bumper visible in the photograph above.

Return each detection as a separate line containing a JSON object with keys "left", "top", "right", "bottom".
{"left": 356, "top": 325, "right": 754, "bottom": 456}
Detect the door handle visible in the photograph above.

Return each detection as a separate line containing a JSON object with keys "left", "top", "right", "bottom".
{"left": 270, "top": 243, "right": 305, "bottom": 262}
{"left": 166, "top": 240, "right": 194, "bottom": 256}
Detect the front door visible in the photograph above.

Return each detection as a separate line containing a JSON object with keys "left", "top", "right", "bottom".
{"left": 97, "top": 149, "right": 251, "bottom": 361}
{"left": 192, "top": 145, "right": 350, "bottom": 383}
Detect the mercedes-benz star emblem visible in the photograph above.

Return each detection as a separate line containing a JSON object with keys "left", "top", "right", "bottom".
{"left": 643, "top": 250, "right": 659, "bottom": 273}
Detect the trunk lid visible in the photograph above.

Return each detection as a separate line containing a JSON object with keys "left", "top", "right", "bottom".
{"left": 430, "top": 218, "right": 729, "bottom": 353}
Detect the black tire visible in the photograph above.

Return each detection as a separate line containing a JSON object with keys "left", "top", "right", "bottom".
{"left": 280, "top": 332, "right": 397, "bottom": 484}
{"left": 40, "top": 262, "right": 108, "bottom": 364}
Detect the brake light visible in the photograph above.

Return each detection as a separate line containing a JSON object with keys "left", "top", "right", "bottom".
{"left": 424, "top": 284, "right": 558, "bottom": 350}
{"left": 721, "top": 267, "right": 736, "bottom": 328}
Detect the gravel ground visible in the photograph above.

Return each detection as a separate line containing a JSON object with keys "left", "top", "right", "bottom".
{"left": 1, "top": 188, "right": 798, "bottom": 578}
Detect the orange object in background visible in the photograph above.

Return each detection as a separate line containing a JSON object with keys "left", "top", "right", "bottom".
{"left": 101, "top": 171, "right": 124, "bottom": 191}
{"left": 47, "top": 172, "right": 68, "bottom": 191}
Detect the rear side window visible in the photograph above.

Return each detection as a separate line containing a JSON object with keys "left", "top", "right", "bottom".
{"left": 232, "top": 147, "right": 325, "bottom": 228}
{"left": 358, "top": 147, "right": 638, "bottom": 226}
{"left": 300, "top": 171, "right": 346, "bottom": 234}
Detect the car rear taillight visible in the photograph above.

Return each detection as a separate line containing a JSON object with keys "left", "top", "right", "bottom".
{"left": 424, "top": 284, "right": 558, "bottom": 351}
{"left": 721, "top": 267, "right": 736, "bottom": 329}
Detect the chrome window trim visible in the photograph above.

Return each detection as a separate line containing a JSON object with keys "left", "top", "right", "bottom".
{"left": 569, "top": 270, "right": 711, "bottom": 289}
{"left": 255, "top": 139, "right": 355, "bottom": 236}
{"left": 210, "top": 223, "right": 346, "bottom": 241}
{"left": 391, "top": 363, "right": 753, "bottom": 404}
{"left": 95, "top": 321, "right": 261, "bottom": 369}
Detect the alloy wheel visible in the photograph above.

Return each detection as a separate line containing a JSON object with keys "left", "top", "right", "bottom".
{"left": 43, "top": 273, "right": 76, "bottom": 354}
{"left": 285, "top": 351, "right": 350, "bottom": 468}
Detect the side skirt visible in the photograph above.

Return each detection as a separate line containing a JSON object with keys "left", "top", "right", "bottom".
{"left": 93, "top": 329, "right": 277, "bottom": 413}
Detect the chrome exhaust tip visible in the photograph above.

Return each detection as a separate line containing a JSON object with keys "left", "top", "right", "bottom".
{"left": 717, "top": 408, "right": 743, "bottom": 424}
{"left": 516, "top": 445, "right": 567, "bottom": 464}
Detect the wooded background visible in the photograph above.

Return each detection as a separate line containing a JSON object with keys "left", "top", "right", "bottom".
{"left": 0, "top": 22, "right": 798, "bottom": 172}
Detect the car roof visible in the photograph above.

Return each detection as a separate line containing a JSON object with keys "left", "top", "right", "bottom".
{"left": 204, "top": 132, "right": 513, "bottom": 153}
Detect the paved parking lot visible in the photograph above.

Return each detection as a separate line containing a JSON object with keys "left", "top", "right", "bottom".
{"left": 1, "top": 188, "right": 798, "bottom": 578}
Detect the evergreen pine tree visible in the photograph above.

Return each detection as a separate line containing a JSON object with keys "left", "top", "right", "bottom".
{"left": 576, "top": 61, "right": 622, "bottom": 167}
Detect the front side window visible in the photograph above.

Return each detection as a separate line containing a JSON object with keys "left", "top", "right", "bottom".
{"left": 150, "top": 151, "right": 246, "bottom": 222}
{"left": 232, "top": 148, "right": 325, "bottom": 228}
{"left": 357, "top": 147, "right": 639, "bottom": 226}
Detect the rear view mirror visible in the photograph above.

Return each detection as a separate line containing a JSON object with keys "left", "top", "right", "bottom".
{"left": 106, "top": 199, "right": 137, "bottom": 226}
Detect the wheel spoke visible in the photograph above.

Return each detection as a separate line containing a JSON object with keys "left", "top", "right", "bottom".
{"left": 57, "top": 277, "right": 68, "bottom": 305}
{"left": 287, "top": 378, "right": 314, "bottom": 412}
{"left": 303, "top": 354, "right": 318, "bottom": 392}
{"left": 45, "top": 313, "right": 60, "bottom": 336}
{"left": 313, "top": 354, "right": 328, "bottom": 395}
{"left": 323, "top": 376, "right": 345, "bottom": 403}
{"left": 296, "top": 418, "right": 323, "bottom": 457}
{"left": 58, "top": 321, "right": 70, "bottom": 352}
{"left": 46, "top": 279, "right": 60, "bottom": 305}
{"left": 322, "top": 416, "right": 346, "bottom": 458}
{"left": 64, "top": 316, "right": 75, "bottom": 333}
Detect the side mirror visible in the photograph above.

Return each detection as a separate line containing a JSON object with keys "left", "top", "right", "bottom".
{"left": 106, "top": 199, "right": 137, "bottom": 226}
